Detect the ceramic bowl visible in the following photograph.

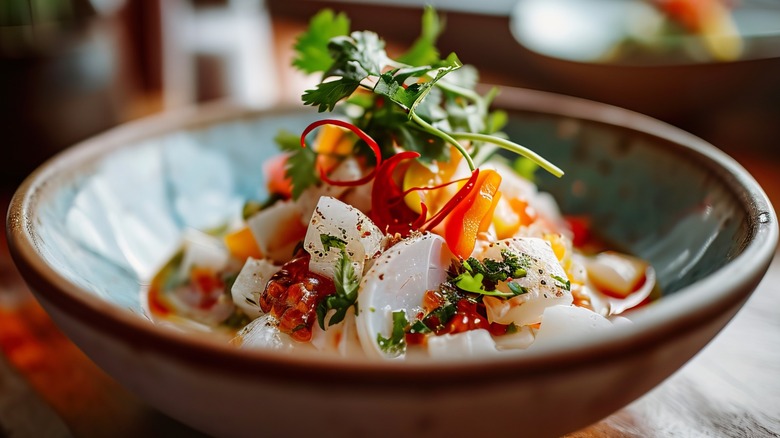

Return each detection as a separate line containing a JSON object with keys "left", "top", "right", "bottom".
{"left": 7, "top": 87, "right": 777, "bottom": 437}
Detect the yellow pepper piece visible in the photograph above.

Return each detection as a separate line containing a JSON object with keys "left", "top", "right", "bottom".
{"left": 224, "top": 226, "right": 263, "bottom": 261}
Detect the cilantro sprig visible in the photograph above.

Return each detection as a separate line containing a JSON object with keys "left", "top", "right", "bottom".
{"left": 316, "top": 235, "right": 360, "bottom": 329}
{"left": 292, "top": 6, "right": 564, "bottom": 178}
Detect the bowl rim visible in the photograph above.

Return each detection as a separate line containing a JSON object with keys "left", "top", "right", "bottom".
{"left": 6, "top": 86, "right": 778, "bottom": 388}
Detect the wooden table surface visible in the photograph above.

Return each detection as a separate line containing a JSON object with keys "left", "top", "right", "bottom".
{"left": 2, "top": 14, "right": 780, "bottom": 438}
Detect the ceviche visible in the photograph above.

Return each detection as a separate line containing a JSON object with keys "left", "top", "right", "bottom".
{"left": 145, "top": 8, "right": 657, "bottom": 359}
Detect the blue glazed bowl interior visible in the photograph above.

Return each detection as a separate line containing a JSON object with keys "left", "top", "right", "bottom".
{"left": 32, "top": 105, "right": 749, "bottom": 317}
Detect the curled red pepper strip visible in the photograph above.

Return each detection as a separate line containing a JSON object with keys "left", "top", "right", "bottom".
{"left": 397, "top": 175, "right": 473, "bottom": 200}
{"left": 300, "top": 119, "right": 383, "bottom": 187}
{"left": 422, "top": 169, "right": 480, "bottom": 232}
{"left": 370, "top": 151, "right": 423, "bottom": 235}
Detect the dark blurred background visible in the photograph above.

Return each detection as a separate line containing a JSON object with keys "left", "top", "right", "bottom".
{"left": 1, "top": 0, "right": 779, "bottom": 191}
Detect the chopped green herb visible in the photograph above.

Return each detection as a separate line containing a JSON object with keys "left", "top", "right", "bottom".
{"left": 421, "top": 302, "right": 457, "bottom": 333}
{"left": 377, "top": 310, "right": 409, "bottom": 357}
{"left": 507, "top": 282, "right": 527, "bottom": 296}
{"left": 316, "top": 246, "right": 360, "bottom": 329}
{"left": 409, "top": 320, "right": 431, "bottom": 334}
{"left": 551, "top": 274, "right": 571, "bottom": 291}
{"left": 320, "top": 234, "right": 348, "bottom": 252}
{"left": 449, "top": 249, "right": 533, "bottom": 297}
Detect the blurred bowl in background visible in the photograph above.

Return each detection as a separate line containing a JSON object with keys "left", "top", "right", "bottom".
{"left": 508, "top": 0, "right": 780, "bottom": 121}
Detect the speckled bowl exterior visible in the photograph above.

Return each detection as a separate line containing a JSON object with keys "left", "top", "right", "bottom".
{"left": 7, "top": 87, "right": 777, "bottom": 438}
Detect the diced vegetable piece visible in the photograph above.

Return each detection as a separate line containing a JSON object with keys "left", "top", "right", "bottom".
{"left": 246, "top": 200, "right": 308, "bottom": 263}
{"left": 230, "top": 257, "right": 280, "bottom": 318}
{"left": 263, "top": 153, "right": 293, "bottom": 198}
{"left": 303, "top": 196, "right": 384, "bottom": 280}
{"left": 444, "top": 169, "right": 502, "bottom": 258}
{"left": 224, "top": 226, "right": 263, "bottom": 261}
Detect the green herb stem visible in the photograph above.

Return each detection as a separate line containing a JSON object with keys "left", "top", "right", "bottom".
{"left": 449, "top": 132, "right": 564, "bottom": 178}
{"left": 410, "top": 111, "right": 475, "bottom": 171}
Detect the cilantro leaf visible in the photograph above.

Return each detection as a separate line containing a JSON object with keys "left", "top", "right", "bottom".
{"left": 293, "top": 10, "right": 350, "bottom": 74}
{"left": 377, "top": 310, "right": 408, "bottom": 357}
{"left": 316, "top": 246, "right": 359, "bottom": 329}
{"left": 275, "top": 130, "right": 319, "bottom": 199}
{"left": 302, "top": 78, "right": 362, "bottom": 112}
{"left": 373, "top": 54, "right": 462, "bottom": 114}
{"left": 326, "top": 31, "right": 386, "bottom": 79}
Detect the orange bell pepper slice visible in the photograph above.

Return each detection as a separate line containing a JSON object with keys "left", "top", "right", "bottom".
{"left": 443, "top": 169, "right": 502, "bottom": 258}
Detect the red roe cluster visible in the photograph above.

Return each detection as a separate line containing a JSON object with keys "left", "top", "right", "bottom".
{"left": 259, "top": 253, "right": 335, "bottom": 341}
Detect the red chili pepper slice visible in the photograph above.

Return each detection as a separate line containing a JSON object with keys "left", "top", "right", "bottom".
{"left": 300, "top": 119, "right": 382, "bottom": 187}
{"left": 370, "top": 151, "right": 426, "bottom": 235}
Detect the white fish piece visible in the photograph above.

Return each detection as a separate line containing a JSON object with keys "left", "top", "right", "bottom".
{"left": 303, "top": 196, "right": 384, "bottom": 281}
{"left": 178, "top": 228, "right": 230, "bottom": 278}
{"left": 356, "top": 233, "right": 453, "bottom": 359}
{"left": 479, "top": 237, "right": 573, "bottom": 327}
{"left": 233, "top": 314, "right": 310, "bottom": 352}
{"left": 493, "top": 325, "right": 537, "bottom": 351}
{"left": 230, "top": 257, "right": 279, "bottom": 318}
{"left": 577, "top": 251, "right": 655, "bottom": 316}
{"left": 246, "top": 200, "right": 307, "bottom": 263}
{"left": 428, "top": 329, "right": 501, "bottom": 359}
{"left": 310, "top": 308, "right": 364, "bottom": 358}
{"left": 529, "top": 305, "right": 614, "bottom": 350}
{"left": 294, "top": 157, "right": 365, "bottom": 224}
